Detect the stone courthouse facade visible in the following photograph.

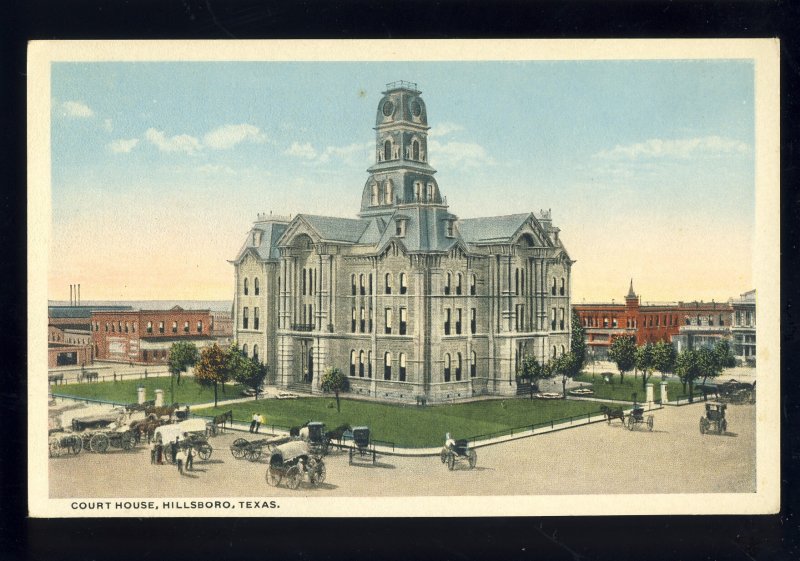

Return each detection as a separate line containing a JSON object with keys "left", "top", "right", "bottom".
{"left": 232, "top": 81, "right": 573, "bottom": 402}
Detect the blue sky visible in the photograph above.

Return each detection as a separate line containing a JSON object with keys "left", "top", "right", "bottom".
{"left": 50, "top": 60, "right": 755, "bottom": 302}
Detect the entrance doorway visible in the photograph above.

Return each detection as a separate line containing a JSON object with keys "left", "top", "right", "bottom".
{"left": 299, "top": 340, "right": 314, "bottom": 383}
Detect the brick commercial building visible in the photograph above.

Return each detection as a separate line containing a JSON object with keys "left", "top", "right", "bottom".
{"left": 574, "top": 281, "right": 734, "bottom": 360}
{"left": 48, "top": 304, "right": 131, "bottom": 367}
{"left": 91, "top": 306, "right": 220, "bottom": 364}
{"left": 232, "top": 81, "right": 573, "bottom": 402}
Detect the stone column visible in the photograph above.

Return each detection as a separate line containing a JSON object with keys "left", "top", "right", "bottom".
{"left": 154, "top": 389, "right": 164, "bottom": 407}
{"left": 645, "top": 383, "right": 654, "bottom": 405}
{"left": 137, "top": 386, "right": 146, "bottom": 404}
{"left": 660, "top": 381, "right": 668, "bottom": 404}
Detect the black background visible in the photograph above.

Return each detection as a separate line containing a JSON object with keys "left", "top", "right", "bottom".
{"left": 2, "top": 1, "right": 799, "bottom": 560}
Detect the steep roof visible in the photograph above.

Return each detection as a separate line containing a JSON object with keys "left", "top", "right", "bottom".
{"left": 458, "top": 213, "right": 532, "bottom": 244}
{"left": 300, "top": 214, "right": 370, "bottom": 243}
{"left": 233, "top": 221, "right": 288, "bottom": 262}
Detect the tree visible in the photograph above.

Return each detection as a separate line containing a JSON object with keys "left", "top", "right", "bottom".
{"left": 167, "top": 341, "right": 198, "bottom": 404}
{"left": 713, "top": 339, "right": 736, "bottom": 370}
{"left": 675, "top": 348, "right": 702, "bottom": 402}
{"left": 516, "top": 354, "right": 550, "bottom": 399}
{"left": 570, "top": 309, "right": 587, "bottom": 372}
{"left": 194, "top": 344, "right": 229, "bottom": 408}
{"left": 608, "top": 335, "right": 636, "bottom": 384}
{"left": 552, "top": 352, "right": 579, "bottom": 397}
{"left": 652, "top": 340, "right": 676, "bottom": 380}
{"left": 320, "top": 367, "right": 349, "bottom": 412}
{"left": 230, "top": 348, "right": 268, "bottom": 400}
{"left": 635, "top": 342, "right": 655, "bottom": 391}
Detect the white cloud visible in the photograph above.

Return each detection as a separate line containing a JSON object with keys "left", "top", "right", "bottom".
{"left": 318, "top": 142, "right": 372, "bottom": 166}
{"left": 594, "top": 136, "right": 750, "bottom": 160}
{"left": 61, "top": 101, "right": 94, "bottom": 118}
{"left": 203, "top": 124, "right": 267, "bottom": 150}
{"left": 196, "top": 163, "right": 236, "bottom": 174}
{"left": 428, "top": 139, "right": 495, "bottom": 168}
{"left": 145, "top": 128, "right": 202, "bottom": 155}
{"left": 428, "top": 122, "right": 465, "bottom": 138}
{"left": 284, "top": 142, "right": 318, "bottom": 160}
{"left": 108, "top": 138, "right": 139, "bottom": 154}
{"left": 103, "top": 119, "right": 113, "bottom": 132}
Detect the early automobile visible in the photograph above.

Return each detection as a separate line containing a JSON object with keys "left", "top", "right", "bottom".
{"left": 265, "top": 441, "right": 326, "bottom": 490}
{"left": 348, "top": 426, "right": 376, "bottom": 465}
{"left": 440, "top": 438, "right": 477, "bottom": 470}
{"left": 700, "top": 402, "right": 728, "bottom": 435}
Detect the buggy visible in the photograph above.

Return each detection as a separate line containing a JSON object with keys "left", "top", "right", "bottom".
{"left": 717, "top": 380, "right": 756, "bottom": 405}
{"left": 440, "top": 438, "right": 477, "bottom": 470}
{"left": 304, "top": 421, "right": 331, "bottom": 456}
{"left": 265, "top": 441, "right": 326, "bottom": 490}
{"left": 700, "top": 402, "right": 728, "bottom": 435}
{"left": 626, "top": 406, "right": 654, "bottom": 431}
{"left": 348, "top": 426, "right": 376, "bottom": 465}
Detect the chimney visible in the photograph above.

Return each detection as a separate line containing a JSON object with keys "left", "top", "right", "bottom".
{"left": 78, "top": 284, "right": 81, "bottom": 306}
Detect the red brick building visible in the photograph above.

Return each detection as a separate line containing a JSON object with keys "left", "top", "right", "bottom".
{"left": 573, "top": 281, "right": 733, "bottom": 359}
{"left": 91, "top": 306, "right": 218, "bottom": 364}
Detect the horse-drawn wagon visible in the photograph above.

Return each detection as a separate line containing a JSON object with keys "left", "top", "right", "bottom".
{"left": 699, "top": 402, "right": 727, "bottom": 435}
{"left": 440, "top": 438, "right": 477, "bottom": 470}
{"left": 348, "top": 426, "right": 376, "bottom": 465}
{"left": 230, "top": 435, "right": 292, "bottom": 462}
{"left": 155, "top": 419, "right": 213, "bottom": 462}
{"left": 625, "top": 406, "right": 654, "bottom": 431}
{"left": 48, "top": 428, "right": 83, "bottom": 457}
{"left": 265, "top": 441, "right": 326, "bottom": 490}
{"left": 70, "top": 411, "right": 138, "bottom": 452}
{"left": 717, "top": 379, "right": 756, "bottom": 404}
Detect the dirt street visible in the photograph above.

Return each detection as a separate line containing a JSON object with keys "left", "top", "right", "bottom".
{"left": 49, "top": 401, "right": 755, "bottom": 498}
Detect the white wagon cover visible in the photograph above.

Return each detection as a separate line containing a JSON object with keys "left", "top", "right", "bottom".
{"left": 154, "top": 419, "right": 208, "bottom": 444}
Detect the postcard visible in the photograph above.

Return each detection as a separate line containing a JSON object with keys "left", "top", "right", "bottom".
{"left": 28, "top": 39, "right": 780, "bottom": 517}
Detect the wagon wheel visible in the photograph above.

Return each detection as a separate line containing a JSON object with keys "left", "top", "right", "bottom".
{"left": 309, "top": 459, "right": 326, "bottom": 485}
{"left": 90, "top": 432, "right": 110, "bottom": 453}
{"left": 198, "top": 444, "right": 212, "bottom": 461}
{"left": 468, "top": 449, "right": 477, "bottom": 469}
{"left": 49, "top": 437, "right": 62, "bottom": 458}
{"left": 68, "top": 435, "right": 83, "bottom": 455}
{"left": 440, "top": 448, "right": 448, "bottom": 464}
{"left": 163, "top": 446, "right": 174, "bottom": 464}
{"left": 447, "top": 453, "right": 455, "bottom": 471}
{"left": 646, "top": 416, "right": 654, "bottom": 432}
{"left": 348, "top": 449, "right": 354, "bottom": 465}
{"left": 266, "top": 467, "right": 281, "bottom": 487}
{"left": 121, "top": 431, "right": 137, "bottom": 451}
{"left": 246, "top": 446, "right": 262, "bottom": 463}
{"left": 699, "top": 418, "right": 707, "bottom": 434}
{"left": 231, "top": 438, "right": 248, "bottom": 459}
{"left": 285, "top": 466, "right": 303, "bottom": 489}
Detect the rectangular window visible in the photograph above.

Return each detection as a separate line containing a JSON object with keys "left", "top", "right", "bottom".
{"left": 352, "top": 276, "right": 357, "bottom": 296}
{"left": 552, "top": 309, "right": 558, "bottom": 331}
{"left": 243, "top": 308, "right": 249, "bottom": 330}
{"left": 455, "top": 308, "right": 462, "bottom": 334}
{"left": 197, "top": 320, "right": 203, "bottom": 333}
{"left": 253, "top": 308, "right": 259, "bottom": 330}
{"left": 444, "top": 308, "right": 451, "bottom": 335}
{"left": 184, "top": 321, "right": 189, "bottom": 333}
{"left": 399, "top": 307, "right": 407, "bottom": 335}
{"left": 603, "top": 317, "right": 608, "bottom": 329}
{"left": 471, "top": 308, "right": 476, "bottom": 334}
{"left": 385, "top": 274, "right": 392, "bottom": 294}
{"left": 369, "top": 307, "right": 373, "bottom": 333}
{"left": 611, "top": 317, "right": 617, "bottom": 328}
{"left": 360, "top": 275, "right": 365, "bottom": 296}
{"left": 172, "top": 321, "right": 178, "bottom": 333}
{"left": 360, "top": 307, "right": 366, "bottom": 333}
{"left": 351, "top": 308, "right": 356, "bottom": 333}
{"left": 159, "top": 321, "right": 165, "bottom": 334}
{"left": 385, "top": 308, "right": 392, "bottom": 334}
{"left": 146, "top": 321, "right": 152, "bottom": 334}
{"left": 400, "top": 273, "right": 408, "bottom": 294}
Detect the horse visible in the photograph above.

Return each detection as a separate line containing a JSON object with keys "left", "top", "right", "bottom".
{"left": 145, "top": 404, "right": 178, "bottom": 421}
{"left": 289, "top": 420, "right": 311, "bottom": 438}
{"left": 325, "top": 424, "right": 351, "bottom": 447}
{"left": 211, "top": 410, "right": 233, "bottom": 434}
{"left": 599, "top": 405, "right": 625, "bottom": 424}
{"left": 79, "top": 371, "right": 99, "bottom": 383}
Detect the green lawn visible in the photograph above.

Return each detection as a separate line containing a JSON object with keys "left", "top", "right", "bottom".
{"left": 193, "top": 397, "right": 611, "bottom": 448}
{"left": 574, "top": 373, "right": 701, "bottom": 402}
{"left": 51, "top": 378, "right": 248, "bottom": 406}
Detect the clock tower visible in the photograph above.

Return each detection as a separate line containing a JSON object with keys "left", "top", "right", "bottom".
{"left": 359, "top": 81, "right": 443, "bottom": 217}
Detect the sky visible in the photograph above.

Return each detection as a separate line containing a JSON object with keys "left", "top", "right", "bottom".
{"left": 49, "top": 60, "right": 755, "bottom": 303}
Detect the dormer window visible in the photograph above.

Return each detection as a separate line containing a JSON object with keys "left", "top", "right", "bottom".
{"left": 384, "top": 180, "right": 393, "bottom": 205}
{"left": 427, "top": 183, "right": 433, "bottom": 201}
{"left": 371, "top": 183, "right": 379, "bottom": 206}
{"left": 446, "top": 219, "right": 455, "bottom": 238}
{"left": 395, "top": 218, "right": 406, "bottom": 237}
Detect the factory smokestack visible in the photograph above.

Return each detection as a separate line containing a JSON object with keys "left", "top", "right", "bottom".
{"left": 78, "top": 284, "right": 81, "bottom": 306}
{"left": 70, "top": 284, "right": 73, "bottom": 306}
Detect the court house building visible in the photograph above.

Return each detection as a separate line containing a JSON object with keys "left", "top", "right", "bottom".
{"left": 232, "top": 81, "right": 573, "bottom": 402}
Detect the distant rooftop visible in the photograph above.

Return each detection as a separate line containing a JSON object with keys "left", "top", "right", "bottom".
{"left": 385, "top": 80, "right": 419, "bottom": 92}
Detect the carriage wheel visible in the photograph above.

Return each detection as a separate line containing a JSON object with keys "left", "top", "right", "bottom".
{"left": 321, "top": 439, "right": 330, "bottom": 456}
{"left": 440, "top": 448, "right": 448, "bottom": 464}
{"left": 121, "top": 431, "right": 137, "bottom": 451}
{"left": 163, "top": 446, "right": 174, "bottom": 464}
{"left": 286, "top": 466, "right": 303, "bottom": 489}
{"left": 699, "top": 418, "right": 707, "bottom": 435}
{"left": 447, "top": 453, "right": 455, "bottom": 471}
{"left": 646, "top": 416, "right": 654, "bottom": 432}
{"left": 348, "top": 449, "right": 354, "bottom": 465}
{"left": 68, "top": 435, "right": 83, "bottom": 455}
{"left": 266, "top": 467, "right": 281, "bottom": 487}
{"left": 90, "top": 433, "right": 110, "bottom": 453}
{"left": 468, "top": 449, "right": 477, "bottom": 469}
{"left": 198, "top": 444, "right": 212, "bottom": 461}
{"left": 49, "top": 437, "right": 62, "bottom": 458}
{"left": 246, "top": 447, "right": 262, "bottom": 462}
{"left": 231, "top": 438, "right": 248, "bottom": 459}
{"left": 310, "top": 460, "right": 326, "bottom": 485}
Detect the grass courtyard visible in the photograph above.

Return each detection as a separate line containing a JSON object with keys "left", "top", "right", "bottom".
{"left": 193, "top": 396, "right": 611, "bottom": 448}
{"left": 50, "top": 378, "right": 248, "bottom": 406}
{"left": 573, "top": 373, "right": 702, "bottom": 402}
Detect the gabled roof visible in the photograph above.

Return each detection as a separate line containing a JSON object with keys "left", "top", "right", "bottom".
{"left": 458, "top": 213, "right": 533, "bottom": 244}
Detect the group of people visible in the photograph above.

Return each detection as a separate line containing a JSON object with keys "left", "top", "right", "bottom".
{"left": 249, "top": 413, "right": 266, "bottom": 433}
{"left": 149, "top": 435, "right": 195, "bottom": 475}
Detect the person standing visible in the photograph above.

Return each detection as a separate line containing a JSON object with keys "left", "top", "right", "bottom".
{"left": 255, "top": 413, "right": 264, "bottom": 434}
{"left": 150, "top": 440, "right": 157, "bottom": 464}
{"left": 185, "top": 446, "right": 194, "bottom": 471}
{"left": 171, "top": 437, "right": 180, "bottom": 464}
{"left": 250, "top": 412, "right": 258, "bottom": 433}
{"left": 156, "top": 440, "right": 164, "bottom": 464}
{"left": 175, "top": 447, "right": 185, "bottom": 475}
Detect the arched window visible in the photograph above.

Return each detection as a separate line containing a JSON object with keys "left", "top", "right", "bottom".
{"left": 351, "top": 274, "right": 357, "bottom": 295}
{"left": 561, "top": 345, "right": 566, "bottom": 356}
{"left": 456, "top": 353, "right": 462, "bottom": 381}
{"left": 384, "top": 140, "right": 392, "bottom": 161}
{"left": 551, "top": 277, "right": 557, "bottom": 296}
{"left": 359, "top": 350, "right": 365, "bottom": 377}
{"left": 242, "top": 344, "right": 248, "bottom": 356}
{"left": 553, "top": 346, "right": 557, "bottom": 358}
{"left": 400, "top": 272, "right": 408, "bottom": 294}
{"left": 515, "top": 269, "right": 520, "bottom": 295}
{"left": 444, "top": 353, "right": 451, "bottom": 382}
{"left": 254, "top": 277, "right": 260, "bottom": 295}
{"left": 399, "top": 353, "right": 406, "bottom": 382}
{"left": 253, "top": 345, "right": 259, "bottom": 362}
{"left": 384, "top": 352, "right": 392, "bottom": 380}
{"left": 351, "top": 308, "right": 356, "bottom": 333}
{"left": 470, "top": 274, "right": 477, "bottom": 296}
{"left": 456, "top": 273, "right": 462, "bottom": 295}
{"left": 369, "top": 273, "right": 373, "bottom": 295}
{"left": 384, "top": 180, "right": 393, "bottom": 204}
{"left": 521, "top": 270, "right": 525, "bottom": 294}
{"left": 350, "top": 350, "right": 356, "bottom": 376}
{"left": 412, "top": 139, "right": 420, "bottom": 160}
{"left": 360, "top": 274, "right": 365, "bottom": 295}
{"left": 471, "top": 350, "right": 477, "bottom": 378}
{"left": 445, "top": 272, "right": 451, "bottom": 295}
{"left": 244, "top": 278, "right": 249, "bottom": 295}
{"left": 385, "top": 273, "right": 392, "bottom": 294}
{"left": 242, "top": 308, "right": 249, "bottom": 329}
{"left": 368, "top": 351, "right": 372, "bottom": 378}
{"left": 560, "top": 277, "right": 565, "bottom": 296}
{"left": 371, "top": 183, "right": 379, "bottom": 205}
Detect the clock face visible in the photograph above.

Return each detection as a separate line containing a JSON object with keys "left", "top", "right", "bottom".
{"left": 382, "top": 100, "right": 395, "bottom": 116}
{"left": 411, "top": 101, "right": 422, "bottom": 117}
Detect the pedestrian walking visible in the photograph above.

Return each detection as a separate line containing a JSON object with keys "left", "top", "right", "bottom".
{"left": 250, "top": 412, "right": 258, "bottom": 433}
{"left": 186, "top": 446, "right": 194, "bottom": 471}
{"left": 156, "top": 441, "right": 164, "bottom": 464}
{"left": 175, "top": 447, "right": 186, "bottom": 475}
{"left": 255, "top": 413, "right": 264, "bottom": 434}
{"left": 150, "top": 440, "right": 157, "bottom": 464}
